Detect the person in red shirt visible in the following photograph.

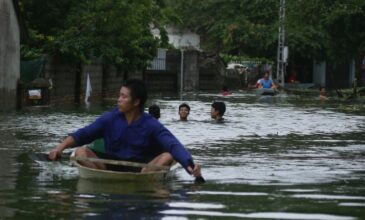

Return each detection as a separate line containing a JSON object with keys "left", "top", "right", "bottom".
{"left": 288, "top": 70, "right": 299, "bottom": 83}
{"left": 220, "top": 85, "right": 232, "bottom": 96}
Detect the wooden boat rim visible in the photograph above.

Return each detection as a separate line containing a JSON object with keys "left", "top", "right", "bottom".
{"left": 73, "top": 159, "right": 170, "bottom": 176}
{"left": 71, "top": 155, "right": 170, "bottom": 171}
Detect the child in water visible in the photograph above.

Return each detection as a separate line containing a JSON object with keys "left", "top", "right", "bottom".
{"left": 319, "top": 87, "right": 328, "bottom": 101}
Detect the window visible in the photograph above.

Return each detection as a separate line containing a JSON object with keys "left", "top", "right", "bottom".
{"left": 148, "top": 49, "right": 166, "bottom": 70}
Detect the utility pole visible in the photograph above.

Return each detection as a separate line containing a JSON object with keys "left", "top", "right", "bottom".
{"left": 276, "top": 0, "right": 286, "bottom": 87}
{"left": 180, "top": 49, "right": 184, "bottom": 100}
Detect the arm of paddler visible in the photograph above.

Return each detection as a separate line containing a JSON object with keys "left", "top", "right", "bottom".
{"left": 154, "top": 124, "right": 204, "bottom": 179}
{"left": 48, "top": 112, "right": 108, "bottom": 161}
{"left": 69, "top": 113, "right": 109, "bottom": 146}
{"left": 48, "top": 136, "right": 76, "bottom": 160}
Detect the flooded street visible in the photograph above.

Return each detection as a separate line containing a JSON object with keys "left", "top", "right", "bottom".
{"left": 0, "top": 91, "right": 364, "bottom": 219}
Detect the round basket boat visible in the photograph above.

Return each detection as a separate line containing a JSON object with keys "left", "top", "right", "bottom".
{"left": 73, "top": 159, "right": 174, "bottom": 182}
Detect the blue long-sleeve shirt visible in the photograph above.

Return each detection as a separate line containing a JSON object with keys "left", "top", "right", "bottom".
{"left": 70, "top": 108, "right": 193, "bottom": 169}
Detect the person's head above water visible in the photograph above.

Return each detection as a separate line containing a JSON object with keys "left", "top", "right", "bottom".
{"left": 148, "top": 104, "right": 160, "bottom": 119}
{"left": 118, "top": 79, "right": 147, "bottom": 113}
{"left": 319, "top": 86, "right": 326, "bottom": 94}
{"left": 179, "top": 103, "right": 190, "bottom": 121}
{"left": 211, "top": 101, "right": 226, "bottom": 120}
{"left": 319, "top": 86, "right": 328, "bottom": 100}
{"left": 222, "top": 85, "right": 229, "bottom": 92}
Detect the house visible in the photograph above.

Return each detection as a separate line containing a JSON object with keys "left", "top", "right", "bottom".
{"left": 148, "top": 26, "right": 201, "bottom": 92}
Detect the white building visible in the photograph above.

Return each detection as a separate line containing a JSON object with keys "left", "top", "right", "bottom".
{"left": 151, "top": 25, "right": 200, "bottom": 50}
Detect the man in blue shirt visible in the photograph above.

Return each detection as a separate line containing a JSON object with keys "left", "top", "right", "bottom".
{"left": 48, "top": 79, "right": 202, "bottom": 178}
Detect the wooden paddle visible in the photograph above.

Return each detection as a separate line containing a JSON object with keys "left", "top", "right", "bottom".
{"left": 194, "top": 175, "right": 206, "bottom": 184}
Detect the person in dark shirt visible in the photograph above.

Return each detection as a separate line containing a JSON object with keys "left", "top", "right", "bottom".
{"left": 48, "top": 79, "right": 202, "bottom": 178}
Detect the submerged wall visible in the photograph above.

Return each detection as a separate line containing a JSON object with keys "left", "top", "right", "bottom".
{"left": 0, "top": 0, "right": 20, "bottom": 111}
{"left": 43, "top": 56, "right": 105, "bottom": 106}
{"left": 19, "top": 49, "right": 218, "bottom": 109}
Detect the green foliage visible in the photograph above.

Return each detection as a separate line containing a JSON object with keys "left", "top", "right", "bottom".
{"left": 171, "top": 0, "right": 365, "bottom": 66}
{"left": 20, "top": 0, "right": 365, "bottom": 73}
{"left": 20, "top": 0, "right": 169, "bottom": 71}
{"left": 321, "top": 0, "right": 365, "bottom": 61}
{"left": 170, "top": 0, "right": 279, "bottom": 58}
{"left": 286, "top": 0, "right": 365, "bottom": 62}
{"left": 20, "top": 44, "right": 43, "bottom": 60}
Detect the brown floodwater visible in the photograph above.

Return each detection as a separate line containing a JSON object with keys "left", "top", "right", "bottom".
{"left": 0, "top": 91, "right": 364, "bottom": 219}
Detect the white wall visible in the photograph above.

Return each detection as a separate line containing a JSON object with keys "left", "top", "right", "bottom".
{"left": 0, "top": 0, "right": 20, "bottom": 111}
{"left": 166, "top": 27, "right": 200, "bottom": 49}
{"left": 151, "top": 25, "right": 200, "bottom": 50}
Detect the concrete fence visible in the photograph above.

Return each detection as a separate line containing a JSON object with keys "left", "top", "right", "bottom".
{"left": 16, "top": 49, "right": 224, "bottom": 109}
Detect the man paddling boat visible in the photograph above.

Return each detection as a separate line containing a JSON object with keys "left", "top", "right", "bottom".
{"left": 257, "top": 71, "right": 277, "bottom": 90}
{"left": 48, "top": 79, "right": 203, "bottom": 179}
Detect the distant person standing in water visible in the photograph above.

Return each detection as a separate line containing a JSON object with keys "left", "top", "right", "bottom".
{"left": 178, "top": 103, "right": 190, "bottom": 121}
{"left": 148, "top": 104, "right": 161, "bottom": 120}
{"left": 288, "top": 69, "right": 300, "bottom": 84}
{"left": 319, "top": 87, "right": 328, "bottom": 100}
{"left": 211, "top": 101, "right": 226, "bottom": 122}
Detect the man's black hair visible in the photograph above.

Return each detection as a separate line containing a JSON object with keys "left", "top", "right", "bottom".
{"left": 122, "top": 79, "right": 147, "bottom": 110}
{"left": 263, "top": 71, "right": 270, "bottom": 76}
{"left": 148, "top": 104, "right": 160, "bottom": 119}
{"left": 179, "top": 103, "right": 190, "bottom": 112}
{"left": 211, "top": 101, "right": 226, "bottom": 116}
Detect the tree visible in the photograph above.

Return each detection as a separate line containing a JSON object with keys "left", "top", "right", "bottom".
{"left": 286, "top": 0, "right": 365, "bottom": 62}
{"left": 170, "top": 0, "right": 279, "bottom": 59}
{"left": 320, "top": 0, "right": 365, "bottom": 61}
{"left": 20, "top": 0, "right": 169, "bottom": 72}
{"left": 286, "top": 0, "right": 365, "bottom": 85}
{"left": 171, "top": 0, "right": 365, "bottom": 85}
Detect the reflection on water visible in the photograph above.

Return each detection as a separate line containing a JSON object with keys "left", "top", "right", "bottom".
{"left": 0, "top": 91, "right": 364, "bottom": 219}
{"left": 77, "top": 179, "right": 171, "bottom": 198}
{"left": 160, "top": 210, "right": 355, "bottom": 220}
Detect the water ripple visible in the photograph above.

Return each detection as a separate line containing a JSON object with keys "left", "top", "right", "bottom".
{"left": 160, "top": 210, "right": 355, "bottom": 220}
